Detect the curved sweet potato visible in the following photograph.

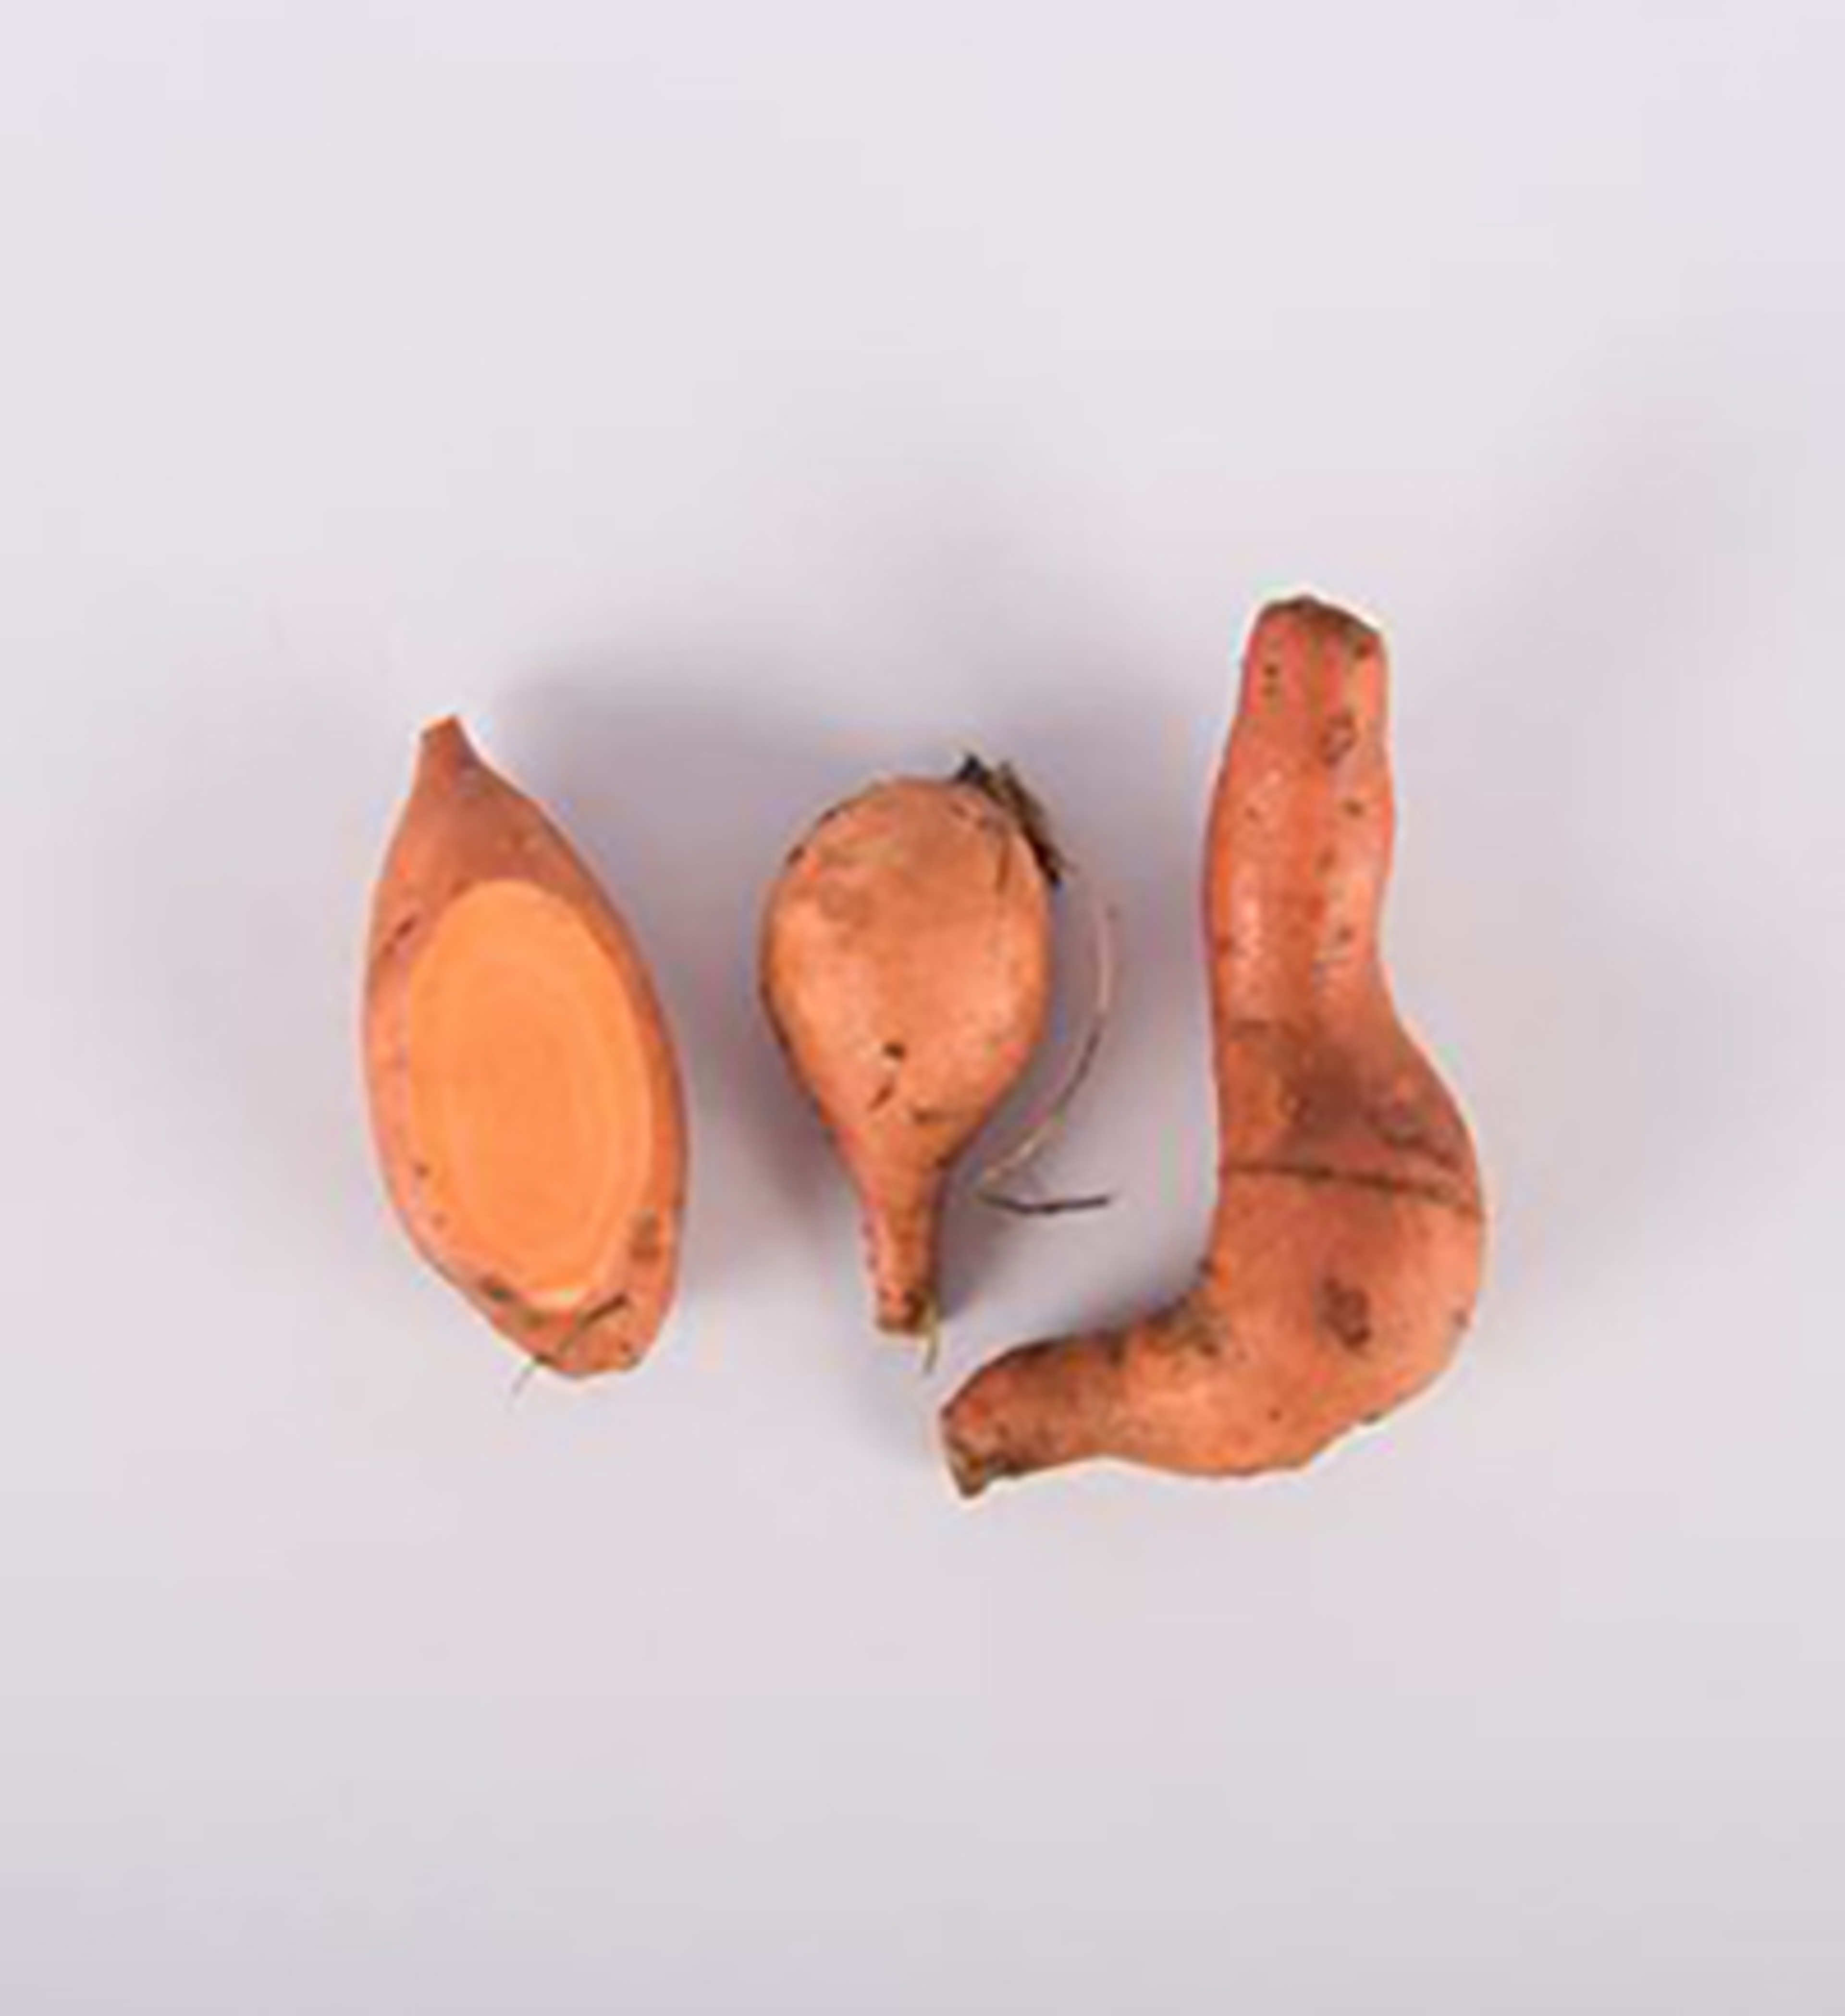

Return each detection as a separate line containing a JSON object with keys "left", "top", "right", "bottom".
{"left": 941, "top": 598, "right": 1486, "bottom": 1492}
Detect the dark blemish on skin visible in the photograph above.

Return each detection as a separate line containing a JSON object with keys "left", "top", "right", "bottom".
{"left": 628, "top": 1213, "right": 662, "bottom": 1267}
{"left": 1158, "top": 1301, "right": 1225, "bottom": 1361}
{"left": 1342, "top": 797, "right": 1367, "bottom": 820}
{"left": 557, "top": 1289, "right": 632, "bottom": 1364}
{"left": 478, "top": 1276, "right": 517, "bottom": 1306}
{"left": 871, "top": 1041, "right": 906, "bottom": 1112}
{"left": 1320, "top": 1277, "right": 1373, "bottom": 1351}
{"left": 1261, "top": 660, "right": 1285, "bottom": 699}
{"left": 909, "top": 1103, "right": 947, "bottom": 1127}
{"left": 1320, "top": 710, "right": 1359, "bottom": 765}
{"left": 1369, "top": 1099, "right": 1464, "bottom": 1170}
{"left": 1370, "top": 1098, "right": 1427, "bottom": 1147}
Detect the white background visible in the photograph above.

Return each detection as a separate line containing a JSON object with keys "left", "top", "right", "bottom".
{"left": 3, "top": 3, "right": 1841, "bottom": 2010}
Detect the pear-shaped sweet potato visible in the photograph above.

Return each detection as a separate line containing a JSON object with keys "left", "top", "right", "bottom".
{"left": 762, "top": 762, "right": 1058, "bottom": 1335}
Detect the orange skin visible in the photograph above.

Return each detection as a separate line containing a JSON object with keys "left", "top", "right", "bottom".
{"left": 365, "top": 720, "right": 687, "bottom": 1375}
{"left": 762, "top": 772, "right": 1054, "bottom": 1334}
{"left": 941, "top": 598, "right": 1486, "bottom": 1493}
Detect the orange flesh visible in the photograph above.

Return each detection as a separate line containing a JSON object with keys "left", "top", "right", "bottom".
{"left": 403, "top": 880, "right": 652, "bottom": 1309}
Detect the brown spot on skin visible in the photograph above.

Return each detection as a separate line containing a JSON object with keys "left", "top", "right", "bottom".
{"left": 1320, "top": 710, "right": 1359, "bottom": 766}
{"left": 555, "top": 1289, "right": 631, "bottom": 1366}
{"left": 870, "top": 1039, "right": 906, "bottom": 1112}
{"left": 1369, "top": 1098, "right": 1464, "bottom": 1170}
{"left": 478, "top": 1276, "right": 517, "bottom": 1306}
{"left": 1319, "top": 1277, "right": 1373, "bottom": 1351}
{"left": 1260, "top": 660, "right": 1285, "bottom": 699}
{"left": 1342, "top": 797, "right": 1367, "bottom": 820}
{"left": 909, "top": 1103, "right": 948, "bottom": 1127}
{"left": 1154, "top": 1299, "right": 1230, "bottom": 1361}
{"left": 887, "top": 1284, "right": 931, "bottom": 1333}
{"left": 628, "top": 1213, "right": 663, "bottom": 1267}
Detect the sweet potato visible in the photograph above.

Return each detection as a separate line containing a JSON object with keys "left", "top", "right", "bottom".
{"left": 364, "top": 719, "right": 686, "bottom": 1375}
{"left": 941, "top": 598, "right": 1486, "bottom": 1493}
{"left": 761, "top": 761, "right": 1058, "bottom": 1335}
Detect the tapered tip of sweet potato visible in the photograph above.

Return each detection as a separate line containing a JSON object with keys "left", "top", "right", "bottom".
{"left": 942, "top": 1427, "right": 1014, "bottom": 1500}
{"left": 1255, "top": 594, "right": 1383, "bottom": 659}
{"left": 418, "top": 715, "right": 480, "bottom": 781}
{"left": 938, "top": 1337, "right": 1087, "bottom": 1498}
{"left": 875, "top": 1283, "right": 937, "bottom": 1338}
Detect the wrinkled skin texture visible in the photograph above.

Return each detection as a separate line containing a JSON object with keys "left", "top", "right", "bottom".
{"left": 762, "top": 775, "right": 1053, "bottom": 1333}
{"left": 941, "top": 599, "right": 1486, "bottom": 1493}
{"left": 365, "top": 720, "right": 687, "bottom": 1375}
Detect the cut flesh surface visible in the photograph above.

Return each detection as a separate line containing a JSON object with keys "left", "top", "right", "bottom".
{"left": 403, "top": 878, "right": 655, "bottom": 1310}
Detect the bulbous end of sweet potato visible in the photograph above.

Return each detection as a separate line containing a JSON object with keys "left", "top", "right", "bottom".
{"left": 365, "top": 719, "right": 688, "bottom": 1376}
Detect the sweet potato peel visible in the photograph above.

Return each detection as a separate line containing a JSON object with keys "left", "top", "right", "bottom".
{"left": 761, "top": 765, "right": 1056, "bottom": 1335}
{"left": 940, "top": 598, "right": 1487, "bottom": 1493}
{"left": 364, "top": 719, "right": 687, "bottom": 1376}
